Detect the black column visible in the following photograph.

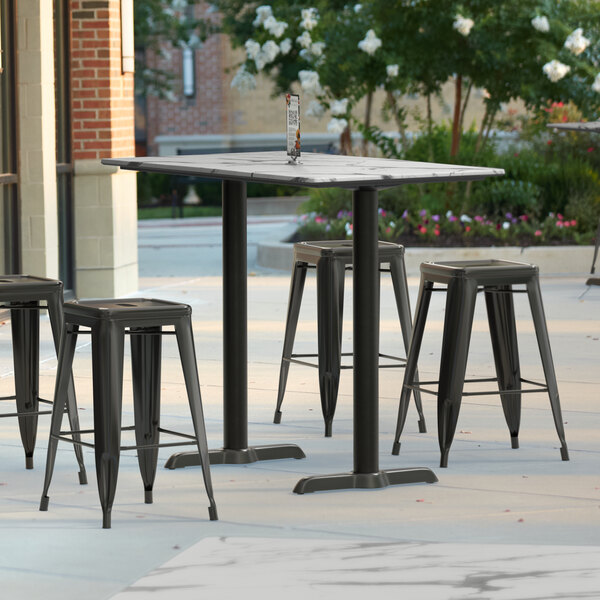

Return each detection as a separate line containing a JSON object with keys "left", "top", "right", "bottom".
{"left": 353, "top": 187, "right": 380, "bottom": 474}
{"left": 222, "top": 179, "right": 248, "bottom": 450}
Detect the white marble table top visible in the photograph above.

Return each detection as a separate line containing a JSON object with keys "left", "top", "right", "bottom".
{"left": 547, "top": 121, "right": 600, "bottom": 133}
{"left": 102, "top": 151, "right": 504, "bottom": 189}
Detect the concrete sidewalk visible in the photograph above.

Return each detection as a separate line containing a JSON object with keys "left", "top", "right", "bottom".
{"left": 1, "top": 218, "right": 600, "bottom": 598}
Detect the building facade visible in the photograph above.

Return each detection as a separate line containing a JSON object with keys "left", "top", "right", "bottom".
{"left": 0, "top": 0, "right": 137, "bottom": 299}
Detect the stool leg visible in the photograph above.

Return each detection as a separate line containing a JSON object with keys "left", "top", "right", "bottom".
{"left": 390, "top": 255, "right": 427, "bottom": 433}
{"left": 175, "top": 317, "right": 218, "bottom": 521}
{"left": 274, "top": 261, "right": 308, "bottom": 424}
{"left": 11, "top": 304, "right": 39, "bottom": 469}
{"left": 131, "top": 326, "right": 162, "bottom": 504}
{"left": 526, "top": 277, "right": 569, "bottom": 461}
{"left": 437, "top": 278, "right": 478, "bottom": 467}
{"left": 40, "top": 325, "right": 79, "bottom": 511}
{"left": 393, "top": 278, "right": 433, "bottom": 455}
{"left": 91, "top": 321, "right": 125, "bottom": 529}
{"left": 47, "top": 293, "right": 87, "bottom": 484}
{"left": 316, "top": 257, "right": 344, "bottom": 437}
{"left": 484, "top": 285, "right": 522, "bottom": 449}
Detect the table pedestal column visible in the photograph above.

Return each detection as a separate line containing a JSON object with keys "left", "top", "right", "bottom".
{"left": 294, "top": 187, "right": 436, "bottom": 493}
{"left": 166, "top": 180, "right": 304, "bottom": 469}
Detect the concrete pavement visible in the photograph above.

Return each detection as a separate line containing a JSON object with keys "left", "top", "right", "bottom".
{"left": 1, "top": 216, "right": 600, "bottom": 599}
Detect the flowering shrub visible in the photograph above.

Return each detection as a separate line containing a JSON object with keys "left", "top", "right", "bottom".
{"left": 293, "top": 207, "right": 589, "bottom": 246}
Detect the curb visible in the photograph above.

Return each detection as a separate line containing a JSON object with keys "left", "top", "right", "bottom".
{"left": 257, "top": 240, "right": 595, "bottom": 276}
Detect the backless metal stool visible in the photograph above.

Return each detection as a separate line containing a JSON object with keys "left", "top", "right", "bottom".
{"left": 392, "top": 259, "right": 569, "bottom": 467}
{"left": 39, "top": 298, "right": 217, "bottom": 528}
{"left": 274, "top": 240, "right": 425, "bottom": 437}
{"left": 0, "top": 275, "right": 86, "bottom": 479}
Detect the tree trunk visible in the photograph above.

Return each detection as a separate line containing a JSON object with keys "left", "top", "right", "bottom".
{"left": 362, "top": 90, "right": 374, "bottom": 156}
{"left": 340, "top": 123, "right": 352, "bottom": 155}
{"left": 386, "top": 91, "right": 407, "bottom": 151}
{"left": 450, "top": 74, "right": 462, "bottom": 158}
{"left": 426, "top": 92, "right": 434, "bottom": 162}
{"left": 459, "top": 80, "right": 472, "bottom": 133}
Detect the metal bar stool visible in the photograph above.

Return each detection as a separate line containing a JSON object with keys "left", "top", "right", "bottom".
{"left": 39, "top": 298, "right": 217, "bottom": 528}
{"left": 274, "top": 240, "right": 426, "bottom": 437}
{"left": 0, "top": 275, "right": 86, "bottom": 479}
{"left": 392, "top": 259, "right": 569, "bottom": 467}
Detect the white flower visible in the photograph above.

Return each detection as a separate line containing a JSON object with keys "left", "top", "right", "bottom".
{"left": 460, "top": 214, "right": 472, "bottom": 223}
{"left": 231, "top": 65, "right": 256, "bottom": 93}
{"left": 531, "top": 15, "right": 550, "bottom": 33}
{"left": 386, "top": 64, "right": 399, "bottom": 78}
{"left": 446, "top": 210, "right": 453, "bottom": 218}
{"left": 564, "top": 28, "right": 591, "bottom": 56}
{"left": 301, "top": 8, "right": 318, "bottom": 31}
{"left": 344, "top": 222, "right": 353, "bottom": 236}
{"left": 245, "top": 39, "right": 261, "bottom": 60}
{"left": 453, "top": 15, "right": 474, "bottom": 37}
{"left": 328, "top": 117, "right": 348, "bottom": 135}
{"left": 310, "top": 41, "right": 326, "bottom": 57}
{"left": 502, "top": 221, "right": 510, "bottom": 230}
{"left": 263, "top": 16, "right": 288, "bottom": 38}
{"left": 354, "top": 4, "right": 363, "bottom": 12}
{"left": 543, "top": 59, "right": 571, "bottom": 82}
{"left": 298, "top": 69, "right": 322, "bottom": 94}
{"left": 306, "top": 100, "right": 326, "bottom": 118}
{"left": 358, "top": 29, "right": 382, "bottom": 55}
{"left": 330, "top": 98, "right": 349, "bottom": 116}
{"left": 279, "top": 38, "right": 292, "bottom": 55}
{"left": 592, "top": 73, "right": 600, "bottom": 93}
{"left": 252, "top": 5, "right": 273, "bottom": 27}
{"left": 297, "top": 31, "right": 313, "bottom": 49}
{"left": 261, "top": 40, "right": 280, "bottom": 63}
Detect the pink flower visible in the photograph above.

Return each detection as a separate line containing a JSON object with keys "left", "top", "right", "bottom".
{"left": 557, "top": 213, "right": 564, "bottom": 220}
{"left": 465, "top": 225, "right": 471, "bottom": 232}
{"left": 385, "top": 227, "right": 391, "bottom": 234}
{"left": 534, "top": 230, "right": 542, "bottom": 236}
{"left": 588, "top": 147, "right": 594, "bottom": 153}
{"left": 570, "top": 219, "right": 577, "bottom": 226}
{"left": 556, "top": 221, "right": 563, "bottom": 228}
{"left": 564, "top": 221, "right": 570, "bottom": 227}
{"left": 434, "top": 229, "right": 440, "bottom": 236}
{"left": 475, "top": 215, "right": 484, "bottom": 222}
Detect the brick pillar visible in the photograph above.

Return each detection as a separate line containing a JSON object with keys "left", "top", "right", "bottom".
{"left": 71, "top": 0, "right": 138, "bottom": 298}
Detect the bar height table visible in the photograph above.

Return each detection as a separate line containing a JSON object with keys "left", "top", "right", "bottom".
{"left": 548, "top": 121, "right": 600, "bottom": 285}
{"left": 103, "top": 152, "right": 504, "bottom": 493}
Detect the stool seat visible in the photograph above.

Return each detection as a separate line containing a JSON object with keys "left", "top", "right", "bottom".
{"left": 393, "top": 259, "right": 569, "bottom": 467}
{"left": 274, "top": 240, "right": 426, "bottom": 437}
{"left": 420, "top": 259, "right": 538, "bottom": 284}
{"left": 64, "top": 298, "right": 191, "bottom": 324}
{"left": 0, "top": 275, "right": 86, "bottom": 478}
{"left": 40, "top": 297, "right": 217, "bottom": 528}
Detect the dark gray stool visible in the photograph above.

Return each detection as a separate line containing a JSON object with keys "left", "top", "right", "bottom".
{"left": 392, "top": 259, "right": 569, "bottom": 467}
{"left": 0, "top": 275, "right": 86, "bottom": 479}
{"left": 39, "top": 298, "right": 217, "bottom": 528}
{"left": 274, "top": 240, "right": 425, "bottom": 437}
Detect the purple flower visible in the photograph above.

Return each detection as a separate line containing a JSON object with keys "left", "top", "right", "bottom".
{"left": 432, "top": 214, "right": 440, "bottom": 222}
{"left": 474, "top": 215, "right": 484, "bottom": 222}
{"left": 401, "top": 209, "right": 409, "bottom": 219}
{"left": 505, "top": 212, "right": 513, "bottom": 219}
{"left": 419, "top": 209, "right": 427, "bottom": 217}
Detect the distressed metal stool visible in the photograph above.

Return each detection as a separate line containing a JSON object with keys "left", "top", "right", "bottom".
{"left": 0, "top": 275, "right": 86, "bottom": 479}
{"left": 392, "top": 259, "right": 570, "bottom": 467}
{"left": 274, "top": 240, "right": 426, "bottom": 437}
{"left": 39, "top": 298, "right": 217, "bottom": 528}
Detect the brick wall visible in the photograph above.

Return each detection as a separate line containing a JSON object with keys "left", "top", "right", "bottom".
{"left": 71, "top": 0, "right": 134, "bottom": 160}
{"left": 145, "top": 2, "right": 227, "bottom": 155}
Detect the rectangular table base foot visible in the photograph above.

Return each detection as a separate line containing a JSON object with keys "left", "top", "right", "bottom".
{"left": 164, "top": 444, "right": 306, "bottom": 469}
{"left": 293, "top": 467, "right": 438, "bottom": 494}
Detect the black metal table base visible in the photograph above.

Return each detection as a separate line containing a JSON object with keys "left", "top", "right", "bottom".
{"left": 165, "top": 444, "right": 305, "bottom": 469}
{"left": 293, "top": 467, "right": 438, "bottom": 494}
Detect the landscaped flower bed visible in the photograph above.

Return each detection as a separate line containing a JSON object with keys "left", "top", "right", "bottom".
{"left": 291, "top": 208, "right": 589, "bottom": 247}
